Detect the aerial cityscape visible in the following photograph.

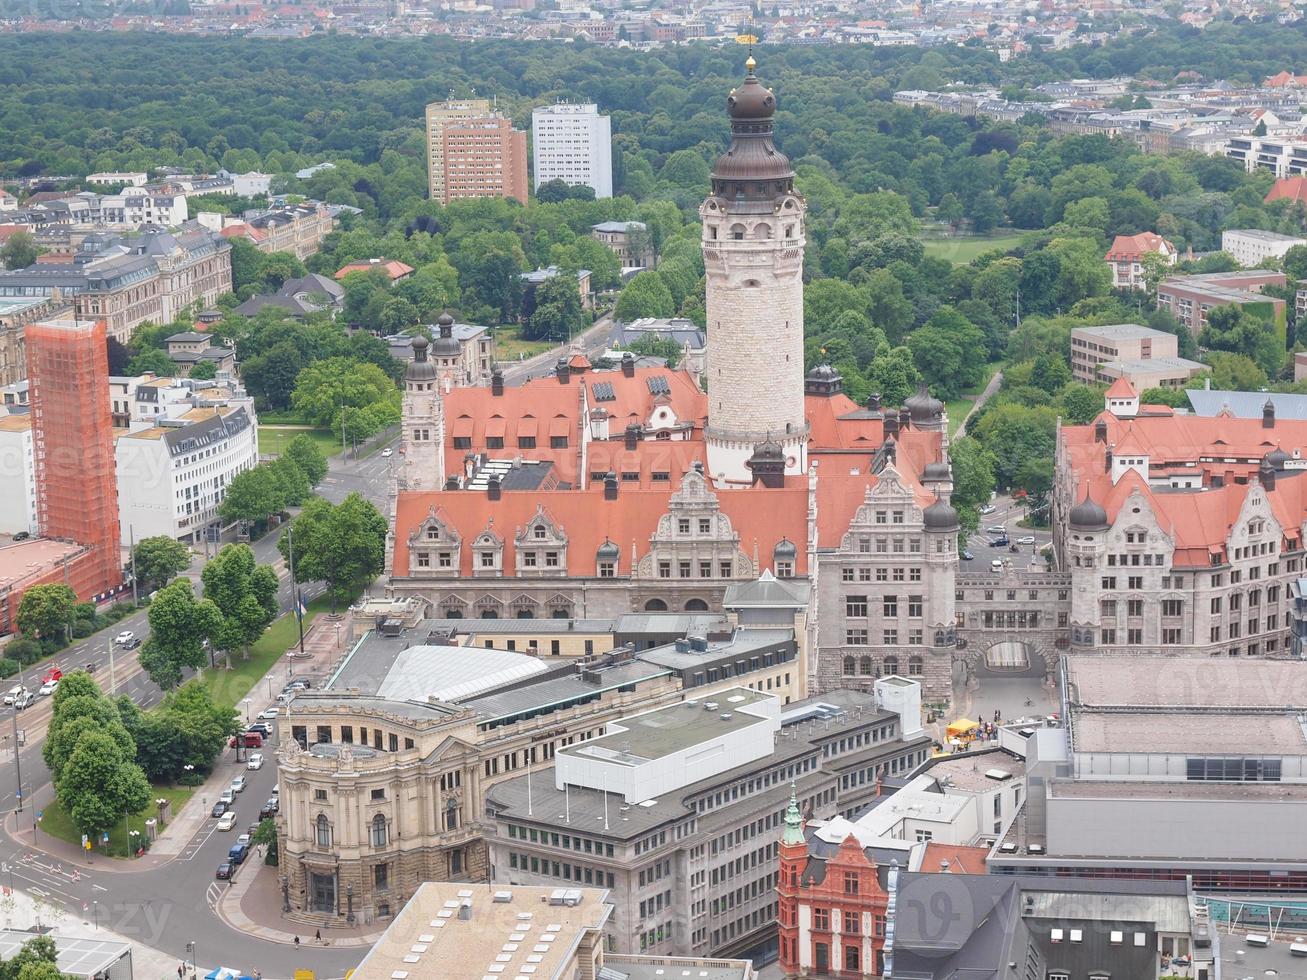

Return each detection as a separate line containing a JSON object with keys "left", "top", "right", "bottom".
{"left": 1, "top": 4, "right": 1307, "bottom": 980}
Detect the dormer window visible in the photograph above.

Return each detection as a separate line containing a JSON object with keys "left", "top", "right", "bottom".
{"left": 533, "top": 525, "right": 546, "bottom": 539}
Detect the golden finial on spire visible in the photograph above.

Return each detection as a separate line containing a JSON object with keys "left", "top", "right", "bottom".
{"left": 745, "top": 54, "right": 756, "bottom": 72}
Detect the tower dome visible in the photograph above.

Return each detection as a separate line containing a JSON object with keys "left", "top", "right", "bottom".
{"left": 923, "top": 495, "right": 959, "bottom": 530}
{"left": 905, "top": 383, "right": 944, "bottom": 422}
{"left": 711, "top": 57, "right": 795, "bottom": 198}
{"left": 804, "top": 362, "right": 843, "bottom": 396}
{"left": 1069, "top": 488, "right": 1109, "bottom": 530}
{"left": 923, "top": 461, "right": 951, "bottom": 481}
{"left": 1266, "top": 446, "right": 1291, "bottom": 470}
{"left": 406, "top": 334, "right": 437, "bottom": 383}
{"left": 774, "top": 537, "right": 798, "bottom": 560}
{"left": 596, "top": 539, "right": 620, "bottom": 562}
{"left": 431, "top": 312, "right": 460, "bottom": 357}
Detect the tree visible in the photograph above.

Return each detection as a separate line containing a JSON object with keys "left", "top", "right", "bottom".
{"left": 188, "top": 360, "right": 218, "bottom": 381}
{"left": 524, "top": 271, "right": 585, "bottom": 342}
{"left": 271, "top": 455, "right": 312, "bottom": 507}
{"left": 202, "top": 544, "right": 278, "bottom": 660}
{"left": 1029, "top": 352, "right": 1071, "bottom": 394}
{"left": 132, "top": 535, "right": 191, "bottom": 592}
{"left": 141, "top": 580, "right": 220, "bottom": 690}
{"left": 0, "top": 936, "right": 64, "bottom": 980}
{"left": 126, "top": 348, "right": 174, "bottom": 376}
{"left": 218, "top": 463, "right": 286, "bottom": 527}
{"left": 971, "top": 402, "right": 1059, "bottom": 489}
{"left": 56, "top": 730, "right": 151, "bottom": 840}
{"left": 1283, "top": 244, "right": 1307, "bottom": 281}
{"left": 44, "top": 694, "right": 134, "bottom": 782}
{"left": 615, "top": 270, "right": 675, "bottom": 322}
{"left": 242, "top": 341, "right": 305, "bottom": 411}
{"left": 132, "top": 682, "right": 237, "bottom": 782}
{"left": 0, "top": 231, "right": 39, "bottom": 270}
{"left": 283, "top": 433, "right": 328, "bottom": 485}
{"left": 279, "top": 493, "right": 386, "bottom": 613}
{"left": 865, "top": 344, "right": 919, "bottom": 405}
{"left": 948, "top": 437, "right": 997, "bottom": 510}
{"left": 967, "top": 191, "right": 1004, "bottom": 234}
{"left": 1201, "top": 304, "right": 1282, "bottom": 376}
{"left": 291, "top": 358, "right": 398, "bottom": 429}
{"left": 1059, "top": 383, "right": 1103, "bottom": 424}
{"left": 906, "top": 306, "right": 985, "bottom": 399}
{"left": 936, "top": 193, "right": 964, "bottom": 231}
{"left": 16, "top": 584, "right": 76, "bottom": 643}
{"left": 1139, "top": 251, "right": 1173, "bottom": 303}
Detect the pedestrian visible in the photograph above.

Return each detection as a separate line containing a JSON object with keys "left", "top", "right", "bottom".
{"left": 293, "top": 936, "right": 300, "bottom": 949}
{"left": 315, "top": 928, "right": 322, "bottom": 945}
{"left": 178, "top": 964, "right": 184, "bottom": 980}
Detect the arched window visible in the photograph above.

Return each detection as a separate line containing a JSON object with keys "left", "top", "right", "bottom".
{"left": 315, "top": 813, "right": 331, "bottom": 848}
{"left": 730, "top": 223, "right": 746, "bottom": 240}
{"left": 684, "top": 598, "right": 709, "bottom": 611}
{"left": 934, "top": 630, "right": 946, "bottom": 647}
{"left": 644, "top": 598, "right": 668, "bottom": 611}
{"left": 480, "top": 610, "right": 498, "bottom": 619}
{"left": 859, "top": 656, "right": 874, "bottom": 676}
{"left": 884, "top": 655, "right": 899, "bottom": 676}
{"left": 371, "top": 813, "right": 388, "bottom": 848}
{"left": 515, "top": 609, "right": 535, "bottom": 619}
{"left": 908, "top": 655, "right": 923, "bottom": 677}
{"left": 843, "top": 656, "right": 856, "bottom": 675}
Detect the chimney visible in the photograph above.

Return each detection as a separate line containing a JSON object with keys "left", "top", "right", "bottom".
{"left": 867, "top": 392, "right": 882, "bottom": 415}
{"left": 444, "top": 475, "right": 460, "bottom": 490}
{"left": 491, "top": 369, "right": 504, "bottom": 396}
{"left": 884, "top": 414, "right": 899, "bottom": 439}
{"left": 1261, "top": 462, "right": 1276, "bottom": 491}
{"left": 621, "top": 352, "right": 635, "bottom": 377}
{"left": 1105, "top": 448, "right": 1112, "bottom": 473}
{"left": 1263, "top": 398, "right": 1276, "bottom": 428}
{"left": 624, "top": 423, "right": 640, "bottom": 450}
{"left": 556, "top": 358, "right": 571, "bottom": 384}
{"left": 1094, "top": 419, "right": 1107, "bottom": 443}
{"left": 603, "top": 472, "right": 618, "bottom": 500}
{"left": 487, "top": 474, "right": 501, "bottom": 501}
{"left": 898, "top": 407, "right": 911, "bottom": 431}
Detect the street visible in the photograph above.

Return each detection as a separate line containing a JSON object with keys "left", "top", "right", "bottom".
{"left": 961, "top": 492, "right": 1051, "bottom": 569}
{"left": 0, "top": 446, "right": 394, "bottom": 979}
{"left": 499, "top": 312, "right": 614, "bottom": 386}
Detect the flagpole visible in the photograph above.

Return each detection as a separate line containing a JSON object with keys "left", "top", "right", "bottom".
{"left": 527, "top": 766, "right": 533, "bottom": 817}
{"left": 565, "top": 783, "right": 570, "bottom": 824}
{"left": 603, "top": 789, "right": 608, "bottom": 831}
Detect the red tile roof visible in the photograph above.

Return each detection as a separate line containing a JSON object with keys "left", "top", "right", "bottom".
{"left": 1266, "top": 176, "right": 1307, "bottom": 205}
{"left": 1062, "top": 412, "right": 1307, "bottom": 562}
{"left": 335, "top": 259, "right": 415, "bottom": 281}
{"left": 1104, "top": 231, "right": 1174, "bottom": 262}
{"left": 393, "top": 481, "right": 810, "bottom": 579}
{"left": 921, "top": 842, "right": 990, "bottom": 875}
{"left": 1104, "top": 377, "right": 1137, "bottom": 399}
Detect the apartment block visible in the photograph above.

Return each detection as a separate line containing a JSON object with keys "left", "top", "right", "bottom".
{"left": 1070, "top": 323, "right": 1177, "bottom": 383}
{"left": 483, "top": 685, "right": 931, "bottom": 962}
{"left": 1226, "top": 134, "right": 1307, "bottom": 176}
{"left": 424, "top": 99, "right": 491, "bottom": 201}
{"left": 1155, "top": 270, "right": 1286, "bottom": 334}
{"left": 532, "top": 102, "right": 613, "bottom": 198}
{"left": 1222, "top": 227, "right": 1307, "bottom": 267}
{"left": 442, "top": 115, "right": 529, "bottom": 205}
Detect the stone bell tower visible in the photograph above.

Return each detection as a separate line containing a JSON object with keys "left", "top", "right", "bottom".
{"left": 399, "top": 334, "right": 444, "bottom": 492}
{"left": 701, "top": 55, "right": 808, "bottom": 486}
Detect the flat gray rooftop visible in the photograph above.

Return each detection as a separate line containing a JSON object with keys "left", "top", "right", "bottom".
{"left": 287, "top": 692, "right": 464, "bottom": 723}
{"left": 1071, "top": 323, "right": 1163, "bottom": 341}
{"left": 918, "top": 749, "right": 1026, "bottom": 793}
{"left": 638, "top": 628, "right": 791, "bottom": 671}
{"left": 462, "top": 660, "right": 672, "bottom": 724}
{"left": 1049, "top": 779, "right": 1307, "bottom": 801}
{"left": 1219, "top": 934, "right": 1307, "bottom": 979}
{"left": 1072, "top": 712, "right": 1307, "bottom": 755}
{"left": 0, "top": 931, "right": 129, "bottom": 978}
{"left": 1066, "top": 657, "right": 1307, "bottom": 709}
{"left": 566, "top": 688, "right": 773, "bottom": 766}
{"left": 602, "top": 958, "right": 754, "bottom": 980}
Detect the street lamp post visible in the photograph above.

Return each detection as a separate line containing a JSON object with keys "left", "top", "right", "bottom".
{"left": 185, "top": 941, "right": 196, "bottom": 979}
{"left": 242, "top": 698, "right": 251, "bottom": 726}
{"left": 91, "top": 900, "right": 98, "bottom": 930}
{"left": 346, "top": 882, "right": 354, "bottom": 926}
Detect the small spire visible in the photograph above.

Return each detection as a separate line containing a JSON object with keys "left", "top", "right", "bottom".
{"left": 745, "top": 53, "right": 757, "bottom": 74}
{"left": 783, "top": 782, "right": 804, "bottom": 845}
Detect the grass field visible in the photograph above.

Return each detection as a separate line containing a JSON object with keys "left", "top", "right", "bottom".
{"left": 257, "top": 426, "right": 341, "bottom": 458}
{"left": 40, "top": 784, "right": 194, "bottom": 858}
{"left": 198, "top": 593, "right": 338, "bottom": 710}
{"left": 945, "top": 363, "right": 1001, "bottom": 437}
{"left": 922, "top": 232, "right": 1027, "bottom": 265}
{"left": 493, "top": 325, "right": 554, "bottom": 362}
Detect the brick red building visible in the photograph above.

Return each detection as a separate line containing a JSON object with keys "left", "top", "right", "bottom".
{"left": 777, "top": 793, "right": 890, "bottom": 979}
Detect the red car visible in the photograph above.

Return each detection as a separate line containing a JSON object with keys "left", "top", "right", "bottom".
{"left": 228, "top": 732, "right": 263, "bottom": 748}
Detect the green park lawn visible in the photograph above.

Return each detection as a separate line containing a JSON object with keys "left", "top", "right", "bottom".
{"left": 922, "top": 231, "right": 1027, "bottom": 265}
{"left": 39, "top": 784, "right": 194, "bottom": 859}
{"left": 493, "top": 324, "right": 554, "bottom": 362}
{"left": 256, "top": 426, "right": 342, "bottom": 458}
{"left": 196, "top": 593, "right": 337, "bottom": 710}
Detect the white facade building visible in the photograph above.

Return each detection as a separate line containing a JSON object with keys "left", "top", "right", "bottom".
{"left": 0, "top": 413, "right": 37, "bottom": 535}
{"left": 1222, "top": 228, "right": 1307, "bottom": 267}
{"left": 531, "top": 103, "right": 613, "bottom": 199}
{"left": 85, "top": 172, "right": 148, "bottom": 187}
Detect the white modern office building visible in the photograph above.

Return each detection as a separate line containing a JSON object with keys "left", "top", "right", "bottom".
{"left": 1222, "top": 228, "right": 1307, "bottom": 267}
{"left": 531, "top": 103, "right": 613, "bottom": 199}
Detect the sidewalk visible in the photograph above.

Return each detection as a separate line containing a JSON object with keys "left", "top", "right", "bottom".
{"left": 216, "top": 860, "right": 384, "bottom": 948}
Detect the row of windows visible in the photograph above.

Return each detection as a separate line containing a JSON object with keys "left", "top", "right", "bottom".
{"left": 292, "top": 725, "right": 411, "bottom": 753}
{"left": 507, "top": 851, "right": 616, "bottom": 888}
{"left": 506, "top": 823, "right": 615, "bottom": 856}
{"left": 842, "top": 654, "right": 924, "bottom": 675}
{"left": 956, "top": 588, "right": 1070, "bottom": 602}
{"left": 844, "top": 630, "right": 930, "bottom": 649}
{"left": 712, "top": 902, "right": 777, "bottom": 951}
{"left": 845, "top": 595, "right": 923, "bottom": 618}
{"left": 841, "top": 566, "right": 922, "bottom": 583}
{"left": 711, "top": 871, "right": 778, "bottom": 917}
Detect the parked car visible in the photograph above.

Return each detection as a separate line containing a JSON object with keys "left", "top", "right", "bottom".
{"left": 218, "top": 788, "right": 235, "bottom": 806}
{"left": 246, "top": 723, "right": 273, "bottom": 738}
{"left": 236, "top": 834, "right": 251, "bottom": 847}
{"left": 978, "top": 504, "right": 997, "bottom": 516}
{"left": 230, "top": 776, "right": 247, "bottom": 794}
{"left": 217, "top": 812, "right": 238, "bottom": 832}
{"left": 211, "top": 801, "right": 228, "bottom": 819}
{"left": 228, "top": 843, "right": 249, "bottom": 865}
{"left": 247, "top": 752, "right": 264, "bottom": 771}
{"left": 258, "top": 800, "right": 278, "bottom": 820}
{"left": 990, "top": 559, "right": 1004, "bottom": 571}
{"left": 12, "top": 531, "right": 29, "bottom": 541}
{"left": 257, "top": 707, "right": 279, "bottom": 721}
{"left": 114, "top": 630, "right": 135, "bottom": 646}
{"left": 215, "top": 862, "right": 233, "bottom": 880}
{"left": 229, "top": 732, "right": 262, "bottom": 748}
{"left": 961, "top": 550, "right": 974, "bottom": 561}
{"left": 1016, "top": 535, "right": 1036, "bottom": 545}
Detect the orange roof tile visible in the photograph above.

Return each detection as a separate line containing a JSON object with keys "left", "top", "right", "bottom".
{"left": 921, "top": 842, "right": 990, "bottom": 875}
{"left": 1266, "top": 175, "right": 1307, "bottom": 205}
{"left": 393, "top": 481, "right": 809, "bottom": 579}
{"left": 1104, "top": 377, "right": 1137, "bottom": 399}
{"left": 1104, "top": 232, "right": 1173, "bottom": 262}
{"left": 334, "top": 259, "right": 415, "bottom": 281}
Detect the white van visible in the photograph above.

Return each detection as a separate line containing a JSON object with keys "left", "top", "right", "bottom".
{"left": 990, "top": 559, "right": 1004, "bottom": 571}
